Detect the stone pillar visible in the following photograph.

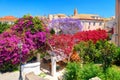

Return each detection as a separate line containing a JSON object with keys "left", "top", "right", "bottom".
{"left": 51, "top": 56, "right": 58, "bottom": 80}
{"left": 51, "top": 56, "right": 56, "bottom": 77}
{"left": 115, "top": 0, "right": 120, "bottom": 46}
{"left": 36, "top": 53, "right": 40, "bottom": 62}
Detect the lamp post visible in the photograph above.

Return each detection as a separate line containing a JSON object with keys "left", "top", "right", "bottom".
{"left": 18, "top": 40, "right": 23, "bottom": 80}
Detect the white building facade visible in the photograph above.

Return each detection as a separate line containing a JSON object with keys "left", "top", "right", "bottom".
{"left": 72, "top": 9, "right": 106, "bottom": 31}
{"left": 48, "top": 9, "right": 112, "bottom": 31}
{"left": 80, "top": 19, "right": 105, "bottom": 31}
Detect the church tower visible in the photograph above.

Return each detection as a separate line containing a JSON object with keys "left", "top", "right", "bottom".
{"left": 74, "top": 8, "right": 78, "bottom": 16}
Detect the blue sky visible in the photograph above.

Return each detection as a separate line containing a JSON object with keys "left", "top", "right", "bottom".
{"left": 0, "top": 0, "right": 115, "bottom": 18}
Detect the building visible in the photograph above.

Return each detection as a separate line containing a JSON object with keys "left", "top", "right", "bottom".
{"left": 48, "top": 9, "right": 112, "bottom": 31}
{"left": 0, "top": 16, "right": 18, "bottom": 24}
{"left": 72, "top": 9, "right": 106, "bottom": 31}
{"left": 104, "top": 16, "right": 115, "bottom": 30}
{"left": 48, "top": 14, "right": 67, "bottom": 20}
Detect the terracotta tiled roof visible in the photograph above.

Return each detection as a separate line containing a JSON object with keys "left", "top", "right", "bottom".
{"left": 0, "top": 16, "right": 18, "bottom": 22}
{"left": 55, "top": 14, "right": 67, "bottom": 17}
{"left": 72, "top": 14, "right": 104, "bottom": 21}
{"left": 103, "top": 16, "right": 115, "bottom": 22}
{"left": 103, "top": 18, "right": 111, "bottom": 21}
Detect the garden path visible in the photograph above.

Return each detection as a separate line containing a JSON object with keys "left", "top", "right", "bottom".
{"left": 0, "top": 60, "right": 65, "bottom": 80}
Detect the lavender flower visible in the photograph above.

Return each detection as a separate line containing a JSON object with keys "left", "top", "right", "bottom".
{"left": 48, "top": 18, "right": 83, "bottom": 34}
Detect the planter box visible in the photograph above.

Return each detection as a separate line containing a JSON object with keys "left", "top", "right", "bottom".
{"left": 22, "top": 62, "right": 41, "bottom": 75}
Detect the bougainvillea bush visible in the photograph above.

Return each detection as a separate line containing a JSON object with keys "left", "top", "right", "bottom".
{"left": 48, "top": 29, "right": 108, "bottom": 57}
{"left": 48, "top": 18, "right": 83, "bottom": 34}
{"left": 49, "top": 34, "right": 74, "bottom": 56}
{"left": 73, "top": 29, "right": 108, "bottom": 43}
{"left": 0, "top": 16, "right": 48, "bottom": 72}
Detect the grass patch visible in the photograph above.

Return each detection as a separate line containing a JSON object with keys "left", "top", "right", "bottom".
{"left": 39, "top": 72, "right": 46, "bottom": 78}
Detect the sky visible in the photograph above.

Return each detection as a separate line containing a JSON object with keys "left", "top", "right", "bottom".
{"left": 0, "top": 0, "right": 115, "bottom": 18}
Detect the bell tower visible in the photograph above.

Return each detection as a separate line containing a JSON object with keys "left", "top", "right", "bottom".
{"left": 74, "top": 8, "right": 78, "bottom": 16}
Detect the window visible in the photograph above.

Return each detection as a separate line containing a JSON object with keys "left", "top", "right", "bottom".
{"left": 93, "top": 22, "right": 96, "bottom": 26}
{"left": 99, "top": 22, "right": 102, "bottom": 26}
{"left": 92, "top": 16, "right": 95, "bottom": 19}
{"left": 89, "top": 22, "right": 91, "bottom": 25}
{"left": 88, "top": 26, "right": 90, "bottom": 29}
{"left": 81, "top": 21, "right": 84, "bottom": 25}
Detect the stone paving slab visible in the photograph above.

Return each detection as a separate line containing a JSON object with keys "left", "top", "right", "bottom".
{"left": 0, "top": 69, "right": 64, "bottom": 80}
{"left": 0, "top": 71, "right": 25, "bottom": 80}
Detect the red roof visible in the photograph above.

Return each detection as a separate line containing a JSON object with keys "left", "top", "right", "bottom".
{"left": 0, "top": 16, "right": 18, "bottom": 22}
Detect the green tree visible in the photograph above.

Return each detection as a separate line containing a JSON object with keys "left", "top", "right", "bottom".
{"left": 96, "top": 40, "right": 117, "bottom": 71}
{"left": 0, "top": 22, "right": 11, "bottom": 34}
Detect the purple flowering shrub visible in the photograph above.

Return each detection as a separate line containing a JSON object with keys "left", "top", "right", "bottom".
{"left": 0, "top": 16, "right": 48, "bottom": 72}
{"left": 48, "top": 18, "right": 83, "bottom": 34}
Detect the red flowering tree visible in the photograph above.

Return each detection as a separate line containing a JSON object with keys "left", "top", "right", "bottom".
{"left": 73, "top": 29, "right": 108, "bottom": 43}
{"left": 49, "top": 34, "right": 74, "bottom": 56}
{"left": 48, "top": 29, "right": 108, "bottom": 59}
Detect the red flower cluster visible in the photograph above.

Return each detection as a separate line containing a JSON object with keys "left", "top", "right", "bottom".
{"left": 49, "top": 34, "right": 74, "bottom": 56}
{"left": 49, "top": 29, "right": 108, "bottom": 56}
{"left": 73, "top": 29, "right": 108, "bottom": 43}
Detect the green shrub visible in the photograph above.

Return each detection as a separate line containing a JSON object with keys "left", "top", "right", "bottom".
{"left": 64, "top": 62, "right": 120, "bottom": 80}
{"left": 96, "top": 40, "right": 117, "bottom": 71}
{"left": 74, "top": 41, "right": 98, "bottom": 63}
{"left": 74, "top": 40, "right": 102, "bottom": 64}
{"left": 50, "top": 28, "right": 55, "bottom": 34}
{"left": 0, "top": 22, "right": 11, "bottom": 34}
{"left": 74, "top": 40, "right": 117, "bottom": 71}
{"left": 84, "top": 41, "right": 98, "bottom": 63}
{"left": 113, "top": 47, "right": 120, "bottom": 66}
{"left": 63, "top": 62, "right": 81, "bottom": 80}
{"left": 101, "top": 66, "right": 120, "bottom": 80}
{"left": 0, "top": 62, "right": 18, "bottom": 73}
{"left": 79, "top": 63, "right": 103, "bottom": 80}
{"left": 63, "top": 62, "right": 103, "bottom": 80}
{"left": 74, "top": 41, "right": 86, "bottom": 63}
